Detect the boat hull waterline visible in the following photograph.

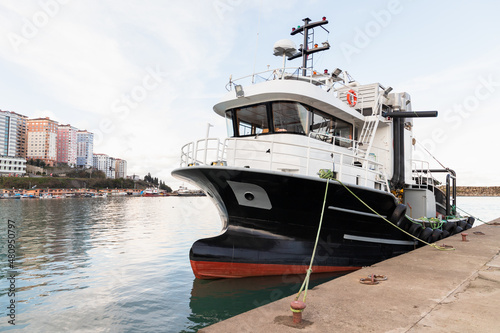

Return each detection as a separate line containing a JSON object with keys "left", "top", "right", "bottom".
{"left": 173, "top": 166, "right": 419, "bottom": 279}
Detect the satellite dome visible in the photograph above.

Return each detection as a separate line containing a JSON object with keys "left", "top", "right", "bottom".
{"left": 273, "top": 39, "right": 297, "bottom": 57}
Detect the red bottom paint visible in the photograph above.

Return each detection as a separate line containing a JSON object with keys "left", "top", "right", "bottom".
{"left": 191, "top": 260, "right": 360, "bottom": 279}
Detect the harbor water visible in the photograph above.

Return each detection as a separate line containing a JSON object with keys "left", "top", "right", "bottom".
{"left": 1, "top": 196, "right": 499, "bottom": 332}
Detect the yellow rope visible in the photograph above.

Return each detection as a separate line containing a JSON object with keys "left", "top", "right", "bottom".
{"left": 295, "top": 179, "right": 330, "bottom": 302}
{"left": 295, "top": 175, "right": 455, "bottom": 305}
{"left": 332, "top": 178, "right": 454, "bottom": 251}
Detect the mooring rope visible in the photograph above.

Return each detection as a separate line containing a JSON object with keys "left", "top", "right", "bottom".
{"left": 455, "top": 206, "right": 490, "bottom": 225}
{"left": 294, "top": 177, "right": 330, "bottom": 303}
{"left": 331, "top": 178, "right": 454, "bottom": 251}
{"left": 295, "top": 173, "right": 458, "bottom": 303}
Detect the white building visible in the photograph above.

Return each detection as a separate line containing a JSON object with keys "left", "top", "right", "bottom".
{"left": 77, "top": 130, "right": 94, "bottom": 168}
{"left": 0, "top": 110, "right": 27, "bottom": 158}
{"left": 115, "top": 158, "right": 127, "bottom": 179}
{"left": 0, "top": 156, "right": 26, "bottom": 176}
{"left": 93, "top": 153, "right": 115, "bottom": 178}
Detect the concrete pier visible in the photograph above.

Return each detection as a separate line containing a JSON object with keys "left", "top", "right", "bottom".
{"left": 200, "top": 219, "right": 500, "bottom": 333}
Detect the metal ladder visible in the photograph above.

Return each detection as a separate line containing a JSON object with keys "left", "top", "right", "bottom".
{"left": 358, "top": 100, "right": 382, "bottom": 157}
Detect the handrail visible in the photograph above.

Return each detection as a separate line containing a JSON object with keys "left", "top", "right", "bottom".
{"left": 180, "top": 134, "right": 391, "bottom": 192}
{"left": 412, "top": 167, "right": 457, "bottom": 216}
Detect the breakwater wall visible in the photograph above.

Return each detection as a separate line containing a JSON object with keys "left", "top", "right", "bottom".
{"left": 449, "top": 186, "right": 500, "bottom": 196}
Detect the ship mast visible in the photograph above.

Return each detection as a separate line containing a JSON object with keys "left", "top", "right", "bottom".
{"left": 289, "top": 17, "right": 330, "bottom": 76}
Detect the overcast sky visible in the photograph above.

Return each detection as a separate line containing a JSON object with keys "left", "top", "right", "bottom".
{"left": 1, "top": 0, "right": 499, "bottom": 187}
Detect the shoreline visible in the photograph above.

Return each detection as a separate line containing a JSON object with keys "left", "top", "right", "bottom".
{"left": 0, "top": 187, "right": 205, "bottom": 198}
{"left": 449, "top": 186, "right": 500, "bottom": 197}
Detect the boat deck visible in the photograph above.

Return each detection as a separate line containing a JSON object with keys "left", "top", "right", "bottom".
{"left": 199, "top": 219, "right": 500, "bottom": 332}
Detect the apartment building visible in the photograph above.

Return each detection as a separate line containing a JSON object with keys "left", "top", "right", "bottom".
{"left": 0, "top": 110, "right": 27, "bottom": 158}
{"left": 76, "top": 130, "right": 94, "bottom": 168}
{"left": 115, "top": 158, "right": 127, "bottom": 179}
{"left": 57, "top": 124, "right": 78, "bottom": 166}
{"left": 27, "top": 117, "right": 58, "bottom": 166}
{"left": 93, "top": 153, "right": 115, "bottom": 178}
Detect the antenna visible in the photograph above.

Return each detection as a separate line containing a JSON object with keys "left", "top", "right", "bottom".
{"left": 251, "top": 0, "right": 263, "bottom": 84}
{"left": 273, "top": 39, "right": 297, "bottom": 78}
{"left": 288, "top": 17, "right": 330, "bottom": 76}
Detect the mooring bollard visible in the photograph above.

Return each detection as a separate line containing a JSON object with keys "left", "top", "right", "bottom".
{"left": 290, "top": 300, "right": 306, "bottom": 324}
{"left": 461, "top": 233, "right": 468, "bottom": 242}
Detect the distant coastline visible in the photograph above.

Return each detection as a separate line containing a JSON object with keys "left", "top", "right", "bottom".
{"left": 446, "top": 186, "right": 500, "bottom": 197}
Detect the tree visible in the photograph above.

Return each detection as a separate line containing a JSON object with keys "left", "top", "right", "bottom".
{"left": 144, "top": 173, "right": 153, "bottom": 183}
{"left": 159, "top": 181, "right": 172, "bottom": 192}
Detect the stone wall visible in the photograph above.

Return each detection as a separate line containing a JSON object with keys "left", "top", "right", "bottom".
{"left": 439, "top": 186, "right": 500, "bottom": 196}
{"left": 26, "top": 165, "right": 44, "bottom": 174}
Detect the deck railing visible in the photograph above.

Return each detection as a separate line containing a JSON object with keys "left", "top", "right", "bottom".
{"left": 180, "top": 134, "right": 390, "bottom": 191}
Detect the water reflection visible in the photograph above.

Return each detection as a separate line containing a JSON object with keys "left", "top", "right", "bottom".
{"left": 0, "top": 196, "right": 346, "bottom": 332}
{"left": 185, "top": 272, "right": 346, "bottom": 332}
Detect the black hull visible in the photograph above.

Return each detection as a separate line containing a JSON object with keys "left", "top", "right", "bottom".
{"left": 172, "top": 166, "right": 423, "bottom": 279}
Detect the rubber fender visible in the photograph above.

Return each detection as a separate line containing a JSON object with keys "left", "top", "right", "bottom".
{"left": 443, "top": 222, "right": 456, "bottom": 233}
{"left": 464, "top": 223, "right": 472, "bottom": 230}
{"left": 408, "top": 223, "right": 423, "bottom": 238}
{"left": 458, "top": 220, "right": 467, "bottom": 229}
{"left": 419, "top": 227, "right": 434, "bottom": 242}
{"left": 453, "top": 226, "right": 464, "bottom": 235}
{"left": 397, "top": 216, "right": 412, "bottom": 231}
{"left": 429, "top": 229, "right": 443, "bottom": 243}
{"left": 467, "top": 216, "right": 475, "bottom": 226}
{"left": 441, "top": 230, "right": 451, "bottom": 239}
{"left": 389, "top": 204, "right": 407, "bottom": 224}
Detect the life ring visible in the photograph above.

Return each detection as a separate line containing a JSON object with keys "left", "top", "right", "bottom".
{"left": 347, "top": 89, "right": 357, "bottom": 107}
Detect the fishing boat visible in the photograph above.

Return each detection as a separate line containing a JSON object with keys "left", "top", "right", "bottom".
{"left": 142, "top": 187, "right": 159, "bottom": 196}
{"left": 172, "top": 17, "right": 473, "bottom": 279}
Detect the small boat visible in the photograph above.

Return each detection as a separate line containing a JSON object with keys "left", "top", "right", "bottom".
{"left": 172, "top": 17, "right": 472, "bottom": 279}
{"left": 176, "top": 186, "right": 206, "bottom": 197}
{"left": 141, "top": 187, "right": 159, "bottom": 196}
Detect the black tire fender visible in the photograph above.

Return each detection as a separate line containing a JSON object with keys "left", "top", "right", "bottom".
{"left": 429, "top": 229, "right": 443, "bottom": 243}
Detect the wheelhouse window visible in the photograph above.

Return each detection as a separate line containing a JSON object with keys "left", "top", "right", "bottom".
{"left": 272, "top": 102, "right": 308, "bottom": 134}
{"left": 228, "top": 104, "right": 269, "bottom": 136}
{"left": 311, "top": 110, "right": 334, "bottom": 141}
{"left": 226, "top": 101, "right": 353, "bottom": 147}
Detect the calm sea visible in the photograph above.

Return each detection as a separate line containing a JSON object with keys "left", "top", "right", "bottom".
{"left": 0, "top": 196, "right": 498, "bottom": 332}
{"left": 0, "top": 196, "right": 344, "bottom": 333}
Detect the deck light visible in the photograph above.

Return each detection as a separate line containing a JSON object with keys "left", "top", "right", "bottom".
{"left": 384, "top": 86, "right": 393, "bottom": 97}
{"left": 235, "top": 84, "right": 244, "bottom": 98}
{"left": 332, "top": 68, "right": 342, "bottom": 77}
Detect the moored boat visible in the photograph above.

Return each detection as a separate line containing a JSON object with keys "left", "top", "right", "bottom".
{"left": 142, "top": 187, "right": 159, "bottom": 196}
{"left": 172, "top": 17, "right": 472, "bottom": 279}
